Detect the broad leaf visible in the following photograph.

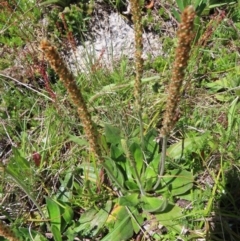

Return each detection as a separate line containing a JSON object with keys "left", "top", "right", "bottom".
{"left": 79, "top": 209, "right": 98, "bottom": 223}
{"left": 68, "top": 135, "right": 89, "bottom": 146}
{"left": 124, "top": 180, "right": 139, "bottom": 191}
{"left": 131, "top": 142, "right": 143, "bottom": 175}
{"left": 103, "top": 157, "right": 126, "bottom": 191}
{"left": 62, "top": 204, "right": 73, "bottom": 224}
{"left": 103, "top": 206, "right": 133, "bottom": 241}
{"left": 90, "top": 201, "right": 112, "bottom": 236}
{"left": 176, "top": 0, "right": 185, "bottom": 11}
{"left": 155, "top": 203, "right": 183, "bottom": 233}
{"left": 143, "top": 153, "right": 159, "bottom": 190}
{"left": 46, "top": 198, "right": 62, "bottom": 232}
{"left": 129, "top": 206, "right": 144, "bottom": 234}
{"left": 143, "top": 128, "right": 158, "bottom": 153}
{"left": 61, "top": 203, "right": 74, "bottom": 231}
{"left": 110, "top": 145, "right": 123, "bottom": 160}
{"left": 104, "top": 124, "right": 121, "bottom": 145}
{"left": 57, "top": 172, "right": 73, "bottom": 201}
{"left": 195, "top": 0, "right": 207, "bottom": 15}
{"left": 141, "top": 196, "right": 168, "bottom": 213}
{"left": 76, "top": 201, "right": 112, "bottom": 236}
{"left": 119, "top": 193, "right": 140, "bottom": 207}
{"left": 12, "top": 147, "right": 30, "bottom": 170}
{"left": 51, "top": 225, "right": 62, "bottom": 241}
{"left": 160, "top": 169, "right": 194, "bottom": 196}
{"left": 227, "top": 97, "right": 238, "bottom": 140}
{"left": 167, "top": 133, "right": 211, "bottom": 159}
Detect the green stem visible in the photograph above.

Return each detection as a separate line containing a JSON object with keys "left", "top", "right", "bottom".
{"left": 129, "top": 157, "right": 146, "bottom": 196}
{"left": 138, "top": 109, "right": 144, "bottom": 149}
{"left": 153, "top": 136, "right": 168, "bottom": 190}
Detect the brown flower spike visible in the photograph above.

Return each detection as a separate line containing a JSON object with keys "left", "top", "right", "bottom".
{"left": 40, "top": 40, "right": 103, "bottom": 163}
{"left": 0, "top": 221, "right": 19, "bottom": 241}
{"left": 130, "top": 0, "right": 144, "bottom": 142}
{"left": 154, "top": 6, "right": 195, "bottom": 190}
{"left": 130, "top": 0, "right": 143, "bottom": 103}
{"left": 161, "top": 6, "right": 195, "bottom": 136}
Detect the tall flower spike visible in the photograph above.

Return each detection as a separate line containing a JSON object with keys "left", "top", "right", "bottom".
{"left": 130, "top": 0, "right": 143, "bottom": 101}
{"left": 154, "top": 6, "right": 195, "bottom": 190}
{"left": 161, "top": 5, "right": 195, "bottom": 136}
{"left": 40, "top": 40, "right": 103, "bottom": 163}
{"left": 130, "top": 0, "right": 144, "bottom": 141}
{"left": 129, "top": 0, "right": 147, "bottom": 195}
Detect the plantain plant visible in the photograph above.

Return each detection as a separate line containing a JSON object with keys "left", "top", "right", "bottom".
{"left": 37, "top": 4, "right": 197, "bottom": 240}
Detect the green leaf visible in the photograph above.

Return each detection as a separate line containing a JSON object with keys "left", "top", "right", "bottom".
{"left": 5, "top": 152, "right": 46, "bottom": 221}
{"left": 90, "top": 201, "right": 112, "bottom": 236}
{"left": 61, "top": 204, "right": 74, "bottom": 231}
{"left": 167, "top": 133, "right": 211, "bottom": 159}
{"left": 142, "top": 152, "right": 159, "bottom": 191}
{"left": 124, "top": 180, "right": 139, "bottom": 191}
{"left": 14, "top": 227, "right": 48, "bottom": 241}
{"left": 130, "top": 142, "right": 143, "bottom": 174}
{"left": 51, "top": 225, "right": 62, "bottom": 241}
{"left": 76, "top": 201, "right": 112, "bottom": 236}
{"left": 209, "top": 1, "right": 236, "bottom": 8}
{"left": 119, "top": 193, "right": 140, "bottom": 207}
{"left": 129, "top": 206, "right": 144, "bottom": 234}
{"left": 141, "top": 196, "right": 168, "bottom": 213}
{"left": 80, "top": 162, "right": 98, "bottom": 181}
{"left": 155, "top": 203, "right": 183, "bottom": 233}
{"left": 214, "top": 93, "right": 232, "bottom": 102}
{"left": 144, "top": 153, "right": 159, "bottom": 179}
{"left": 122, "top": 160, "right": 134, "bottom": 180}
{"left": 62, "top": 204, "right": 73, "bottom": 224}
{"left": 11, "top": 147, "right": 30, "bottom": 170}
{"left": 102, "top": 206, "right": 133, "bottom": 241}
{"left": 34, "top": 233, "right": 49, "bottom": 241}
{"left": 143, "top": 129, "right": 158, "bottom": 153}
{"left": 177, "top": 188, "right": 203, "bottom": 201}
{"left": 205, "top": 77, "right": 231, "bottom": 92}
{"left": 74, "top": 222, "right": 91, "bottom": 236}
{"left": 160, "top": 169, "right": 194, "bottom": 196}
{"left": 110, "top": 145, "right": 123, "bottom": 160}
{"left": 79, "top": 209, "right": 98, "bottom": 223}
{"left": 57, "top": 172, "right": 73, "bottom": 201}
{"left": 176, "top": 0, "right": 184, "bottom": 11}
{"left": 104, "top": 124, "right": 121, "bottom": 145}
{"left": 195, "top": 0, "right": 207, "bottom": 15}
{"left": 227, "top": 97, "right": 239, "bottom": 140}
{"left": 103, "top": 157, "right": 126, "bottom": 192}
{"left": 121, "top": 138, "right": 130, "bottom": 158}
{"left": 40, "top": 0, "right": 70, "bottom": 7}
{"left": 46, "top": 198, "right": 62, "bottom": 232}
{"left": 68, "top": 135, "right": 89, "bottom": 146}
{"left": 101, "top": 132, "right": 110, "bottom": 149}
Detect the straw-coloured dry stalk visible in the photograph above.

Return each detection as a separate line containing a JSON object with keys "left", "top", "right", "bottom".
{"left": 0, "top": 221, "right": 19, "bottom": 241}
{"left": 39, "top": 40, "right": 103, "bottom": 163}
{"left": 161, "top": 6, "right": 195, "bottom": 136}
